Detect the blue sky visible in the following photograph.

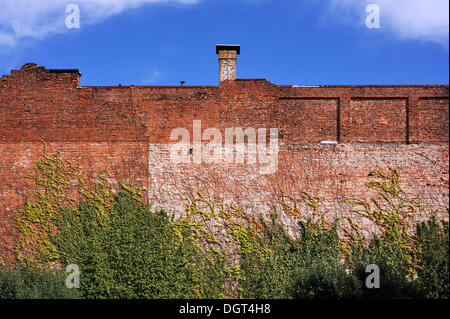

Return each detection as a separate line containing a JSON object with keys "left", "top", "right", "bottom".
{"left": 0, "top": 0, "right": 448, "bottom": 86}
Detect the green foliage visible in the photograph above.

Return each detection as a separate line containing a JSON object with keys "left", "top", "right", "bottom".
{"left": 344, "top": 167, "right": 423, "bottom": 277}
{"left": 345, "top": 216, "right": 449, "bottom": 299}
{"left": 293, "top": 221, "right": 360, "bottom": 299}
{"left": 191, "top": 248, "right": 237, "bottom": 299}
{"left": 173, "top": 192, "right": 257, "bottom": 298}
{"left": 343, "top": 168, "right": 449, "bottom": 299}
{"left": 15, "top": 147, "right": 82, "bottom": 264}
{"left": 239, "top": 216, "right": 359, "bottom": 299}
{"left": 54, "top": 191, "right": 231, "bottom": 299}
{"left": 0, "top": 263, "right": 80, "bottom": 299}
{"left": 238, "top": 216, "right": 299, "bottom": 298}
{"left": 349, "top": 237, "right": 423, "bottom": 299}
{"left": 239, "top": 213, "right": 449, "bottom": 299}
{"left": 415, "top": 217, "right": 449, "bottom": 299}
{"left": 12, "top": 149, "right": 236, "bottom": 299}
{"left": 10, "top": 150, "right": 449, "bottom": 299}
{"left": 52, "top": 202, "right": 113, "bottom": 298}
{"left": 105, "top": 194, "right": 199, "bottom": 298}
{"left": 294, "top": 260, "right": 359, "bottom": 299}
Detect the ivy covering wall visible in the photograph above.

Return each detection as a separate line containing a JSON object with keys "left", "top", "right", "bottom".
{"left": 1, "top": 150, "right": 448, "bottom": 299}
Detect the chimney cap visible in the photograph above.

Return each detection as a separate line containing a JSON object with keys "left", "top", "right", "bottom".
{"left": 216, "top": 44, "right": 240, "bottom": 54}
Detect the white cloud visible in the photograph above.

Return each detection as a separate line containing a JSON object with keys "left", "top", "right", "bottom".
{"left": 1, "top": 0, "right": 448, "bottom": 48}
{"left": 0, "top": 31, "right": 15, "bottom": 46}
{"left": 328, "top": 0, "right": 449, "bottom": 45}
{"left": 0, "top": 0, "right": 199, "bottom": 47}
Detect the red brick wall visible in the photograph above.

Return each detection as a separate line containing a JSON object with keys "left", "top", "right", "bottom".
{"left": 410, "top": 97, "right": 450, "bottom": 143}
{"left": 0, "top": 64, "right": 448, "bottom": 261}
{"left": 278, "top": 98, "right": 338, "bottom": 143}
{"left": 343, "top": 98, "right": 407, "bottom": 143}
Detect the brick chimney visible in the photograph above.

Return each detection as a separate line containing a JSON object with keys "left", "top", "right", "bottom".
{"left": 216, "top": 44, "right": 240, "bottom": 82}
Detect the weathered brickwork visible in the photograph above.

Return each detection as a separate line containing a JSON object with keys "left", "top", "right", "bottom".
{"left": 0, "top": 62, "right": 448, "bottom": 262}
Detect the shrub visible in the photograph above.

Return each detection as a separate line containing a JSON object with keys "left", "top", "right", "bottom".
{"left": 350, "top": 237, "right": 423, "bottom": 299}
{"left": 52, "top": 202, "right": 114, "bottom": 298}
{"left": 0, "top": 263, "right": 80, "bottom": 299}
{"left": 239, "top": 217, "right": 360, "bottom": 299}
{"left": 293, "top": 260, "right": 359, "bottom": 299}
{"left": 53, "top": 191, "right": 230, "bottom": 299}
{"left": 104, "top": 193, "right": 200, "bottom": 298}
{"left": 238, "top": 217, "right": 299, "bottom": 298}
{"left": 415, "top": 216, "right": 449, "bottom": 299}
{"left": 292, "top": 221, "right": 360, "bottom": 299}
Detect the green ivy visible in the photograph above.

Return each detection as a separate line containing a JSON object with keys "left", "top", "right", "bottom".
{"left": 0, "top": 262, "right": 80, "bottom": 299}
{"left": 415, "top": 216, "right": 449, "bottom": 299}
{"left": 9, "top": 150, "right": 450, "bottom": 299}
{"left": 14, "top": 145, "right": 82, "bottom": 265}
